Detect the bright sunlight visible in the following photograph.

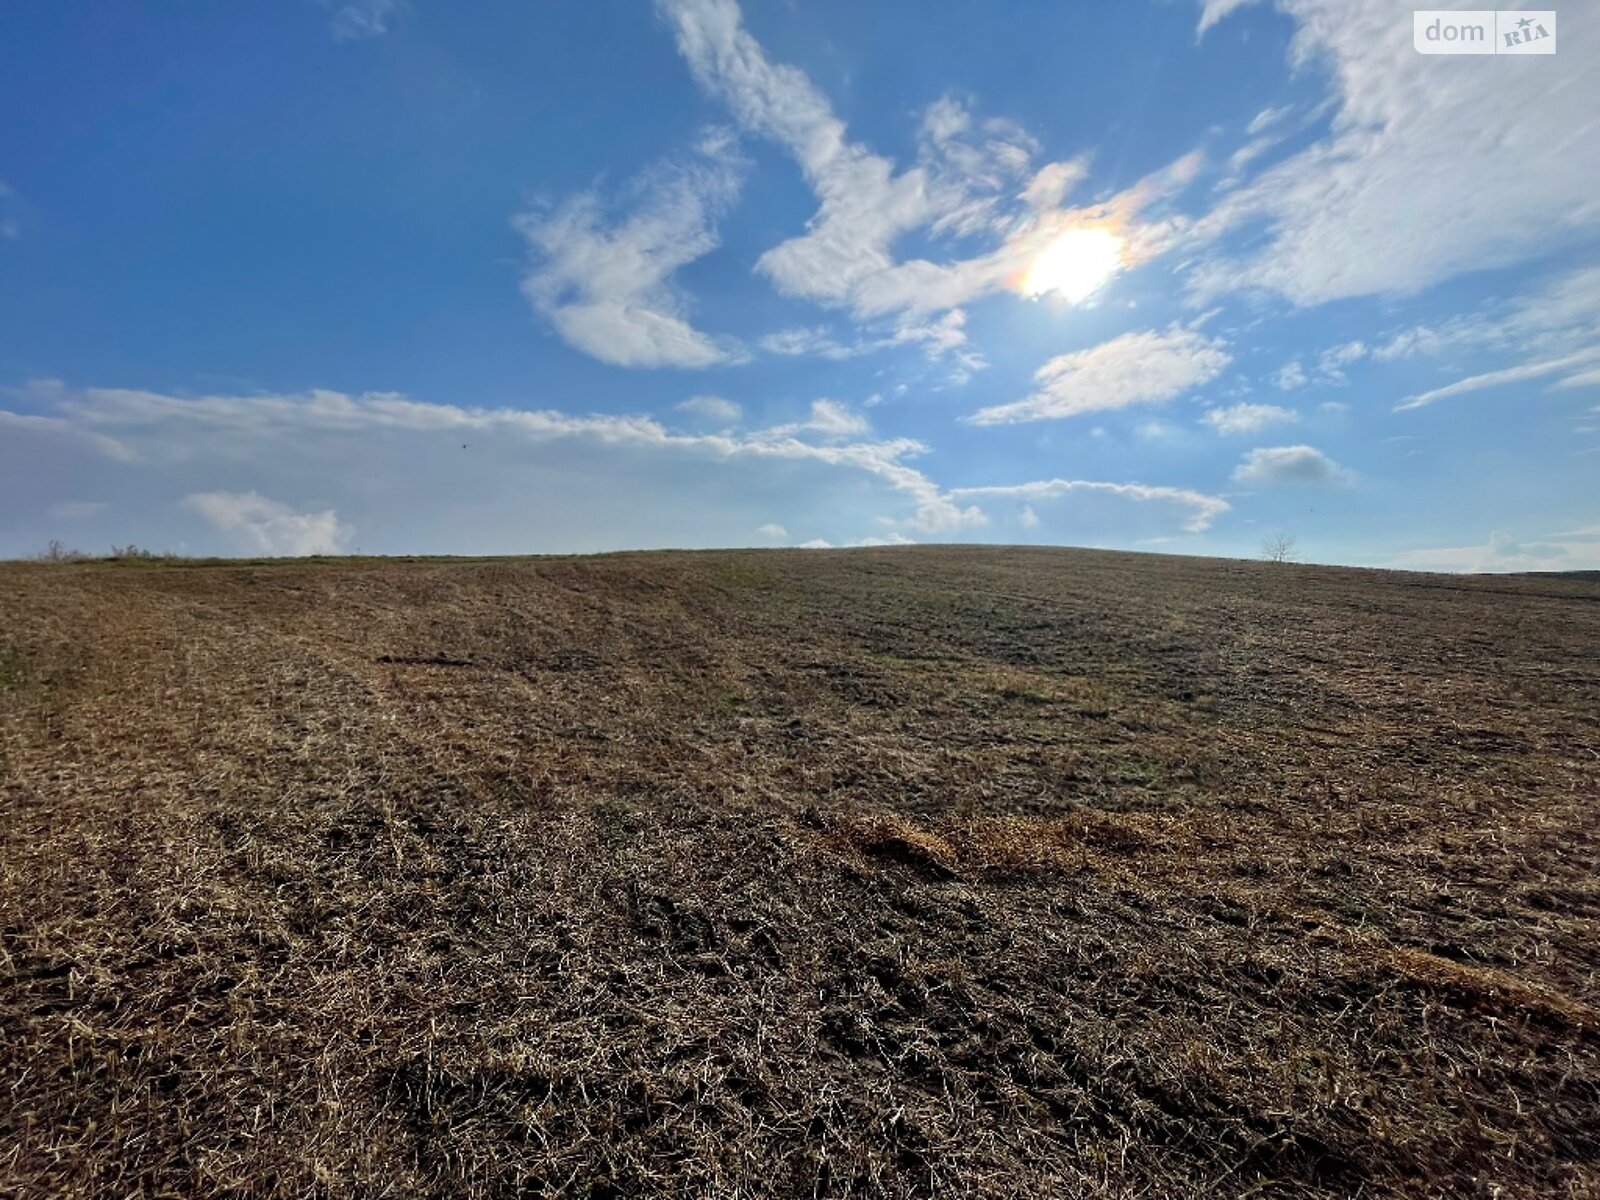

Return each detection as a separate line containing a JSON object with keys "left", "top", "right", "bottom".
{"left": 1022, "top": 226, "right": 1124, "bottom": 303}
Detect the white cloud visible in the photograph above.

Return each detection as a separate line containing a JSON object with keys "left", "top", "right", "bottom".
{"left": 891, "top": 308, "right": 975, "bottom": 357}
{"left": 1201, "top": 402, "right": 1297, "bottom": 434}
{"left": 1386, "top": 530, "right": 1600, "bottom": 574}
{"left": 1197, "top": 0, "right": 1263, "bottom": 36}
{"left": 1554, "top": 365, "right": 1600, "bottom": 392}
{"left": 802, "top": 399, "right": 869, "bottom": 438}
{"left": 968, "top": 327, "right": 1230, "bottom": 425}
{"left": 799, "top": 538, "right": 833, "bottom": 549}
{"left": 758, "top": 327, "right": 863, "bottom": 360}
{"left": 1268, "top": 343, "right": 1365, "bottom": 390}
{"left": 1334, "top": 264, "right": 1600, "bottom": 409}
{"left": 854, "top": 533, "right": 916, "bottom": 547}
{"left": 1320, "top": 340, "right": 1366, "bottom": 366}
{"left": 951, "top": 478, "right": 1230, "bottom": 534}
{"left": 1317, "top": 340, "right": 1366, "bottom": 382}
{"left": 183, "top": 491, "right": 350, "bottom": 556}
{"left": 659, "top": 0, "right": 944, "bottom": 310}
{"left": 4, "top": 383, "right": 1261, "bottom": 555}
{"left": 325, "top": 0, "right": 405, "bottom": 40}
{"left": 12, "top": 382, "right": 984, "bottom": 541}
{"left": 516, "top": 131, "right": 746, "bottom": 368}
{"left": 1020, "top": 160, "right": 1089, "bottom": 212}
{"left": 919, "top": 98, "right": 1041, "bottom": 238}
{"left": 767, "top": 399, "right": 870, "bottom": 440}
{"left": 842, "top": 150, "right": 1201, "bottom": 321}
{"left": 1396, "top": 346, "right": 1600, "bottom": 411}
{"left": 1273, "top": 360, "right": 1308, "bottom": 390}
{"left": 756, "top": 316, "right": 983, "bottom": 369}
{"left": 1246, "top": 105, "right": 1292, "bottom": 136}
{"left": 657, "top": 0, "right": 1198, "bottom": 343}
{"left": 1511, "top": 264, "right": 1600, "bottom": 340}
{"left": 1189, "top": 0, "right": 1600, "bottom": 305}
{"left": 1232, "top": 444, "right": 1349, "bottom": 485}
{"left": 0, "top": 406, "right": 135, "bottom": 462}
{"left": 1372, "top": 325, "right": 1460, "bottom": 361}
{"left": 1332, "top": 265, "right": 1600, "bottom": 376}
{"left": 676, "top": 395, "right": 742, "bottom": 425}
{"left": 1017, "top": 505, "right": 1041, "bottom": 529}
{"left": 1226, "top": 136, "right": 1277, "bottom": 176}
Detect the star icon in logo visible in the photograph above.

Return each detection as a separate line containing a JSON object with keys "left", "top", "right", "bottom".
{"left": 1517, "top": 16, "right": 1534, "bottom": 29}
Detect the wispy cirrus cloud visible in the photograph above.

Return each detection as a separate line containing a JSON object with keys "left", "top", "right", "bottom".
{"left": 2, "top": 381, "right": 1247, "bottom": 555}
{"left": 515, "top": 129, "right": 748, "bottom": 369}
{"left": 757, "top": 313, "right": 984, "bottom": 373}
{"left": 1196, "top": 0, "right": 1262, "bottom": 37}
{"left": 324, "top": 0, "right": 406, "bottom": 41}
{"left": 1396, "top": 346, "right": 1600, "bottom": 411}
{"left": 1555, "top": 365, "right": 1600, "bottom": 393}
{"left": 655, "top": 0, "right": 1201, "bottom": 362}
{"left": 659, "top": 0, "right": 1029, "bottom": 318}
{"left": 951, "top": 478, "right": 1230, "bottom": 533}
{"left": 968, "top": 327, "right": 1231, "bottom": 425}
{"left": 758, "top": 327, "right": 866, "bottom": 361}
{"left": 1189, "top": 0, "right": 1600, "bottom": 306}
{"left": 0, "top": 406, "right": 135, "bottom": 462}
{"left": 1246, "top": 105, "right": 1292, "bottom": 136}
{"left": 1324, "top": 265, "right": 1600, "bottom": 373}
{"left": 1271, "top": 342, "right": 1364, "bottom": 392}
{"left": 4, "top": 381, "right": 987, "bottom": 543}
{"left": 1256, "top": 263, "right": 1600, "bottom": 418}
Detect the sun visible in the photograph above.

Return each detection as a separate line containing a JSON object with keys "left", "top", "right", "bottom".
{"left": 1022, "top": 227, "right": 1124, "bottom": 303}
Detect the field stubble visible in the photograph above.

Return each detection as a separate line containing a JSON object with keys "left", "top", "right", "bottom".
{"left": 1, "top": 546, "right": 1597, "bottom": 1197}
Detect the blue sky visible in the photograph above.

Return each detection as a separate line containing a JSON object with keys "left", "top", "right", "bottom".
{"left": 1, "top": 0, "right": 1596, "bottom": 569}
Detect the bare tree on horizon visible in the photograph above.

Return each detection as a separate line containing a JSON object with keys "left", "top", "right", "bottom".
{"left": 1261, "top": 532, "right": 1298, "bottom": 563}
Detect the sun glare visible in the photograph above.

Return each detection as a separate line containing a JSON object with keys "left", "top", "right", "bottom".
{"left": 1023, "top": 227, "right": 1124, "bottom": 303}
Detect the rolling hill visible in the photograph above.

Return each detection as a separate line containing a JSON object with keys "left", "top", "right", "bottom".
{"left": 2, "top": 546, "right": 1597, "bottom": 1197}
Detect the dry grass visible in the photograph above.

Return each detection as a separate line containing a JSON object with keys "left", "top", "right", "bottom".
{"left": 1, "top": 545, "right": 1597, "bottom": 1198}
